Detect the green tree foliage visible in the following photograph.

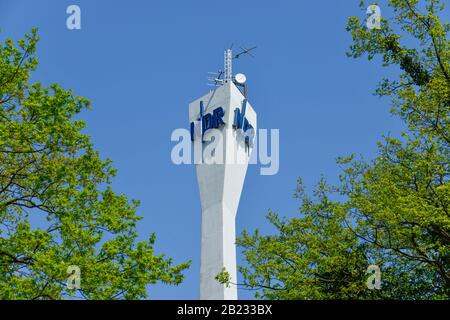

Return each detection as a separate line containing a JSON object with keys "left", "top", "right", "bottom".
{"left": 234, "top": 0, "right": 449, "bottom": 299}
{"left": 0, "top": 29, "right": 190, "bottom": 299}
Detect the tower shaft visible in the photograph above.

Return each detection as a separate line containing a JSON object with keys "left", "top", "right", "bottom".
{"left": 190, "top": 81, "right": 257, "bottom": 300}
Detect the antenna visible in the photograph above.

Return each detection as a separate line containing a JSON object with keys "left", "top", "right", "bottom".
{"left": 224, "top": 49, "right": 233, "bottom": 83}
{"left": 206, "top": 45, "right": 256, "bottom": 89}
{"left": 234, "top": 46, "right": 257, "bottom": 59}
{"left": 206, "top": 70, "right": 224, "bottom": 87}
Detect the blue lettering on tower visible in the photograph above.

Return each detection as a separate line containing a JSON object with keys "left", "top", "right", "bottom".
{"left": 190, "top": 101, "right": 226, "bottom": 141}
{"left": 233, "top": 99, "right": 254, "bottom": 147}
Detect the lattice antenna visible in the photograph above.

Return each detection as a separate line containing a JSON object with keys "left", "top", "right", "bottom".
{"left": 224, "top": 49, "right": 233, "bottom": 83}
{"left": 207, "top": 46, "right": 256, "bottom": 88}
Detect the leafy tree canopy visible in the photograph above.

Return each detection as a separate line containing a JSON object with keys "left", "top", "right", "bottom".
{"left": 0, "top": 29, "right": 190, "bottom": 299}
{"left": 228, "top": 0, "right": 449, "bottom": 299}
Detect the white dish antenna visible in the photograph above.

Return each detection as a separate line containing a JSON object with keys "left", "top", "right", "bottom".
{"left": 234, "top": 73, "right": 247, "bottom": 85}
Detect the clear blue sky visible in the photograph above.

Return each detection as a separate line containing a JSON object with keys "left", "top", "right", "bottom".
{"left": 2, "top": 0, "right": 442, "bottom": 299}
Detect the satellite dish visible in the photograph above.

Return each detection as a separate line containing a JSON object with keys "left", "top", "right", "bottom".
{"left": 234, "top": 73, "right": 247, "bottom": 85}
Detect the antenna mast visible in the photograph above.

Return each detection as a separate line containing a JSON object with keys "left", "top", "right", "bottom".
{"left": 208, "top": 46, "right": 256, "bottom": 88}
{"left": 224, "top": 49, "right": 233, "bottom": 83}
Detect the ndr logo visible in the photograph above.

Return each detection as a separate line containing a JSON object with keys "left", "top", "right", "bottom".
{"left": 190, "top": 99, "right": 255, "bottom": 146}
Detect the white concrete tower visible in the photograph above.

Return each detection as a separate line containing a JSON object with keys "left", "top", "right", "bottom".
{"left": 189, "top": 52, "right": 257, "bottom": 300}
